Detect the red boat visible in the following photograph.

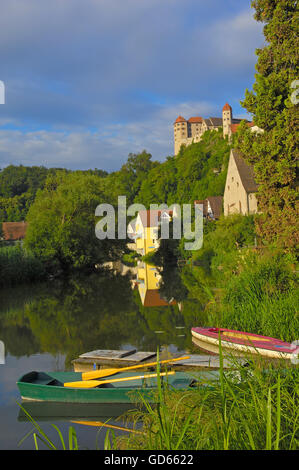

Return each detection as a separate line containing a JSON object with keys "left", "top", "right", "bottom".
{"left": 191, "top": 327, "right": 297, "bottom": 360}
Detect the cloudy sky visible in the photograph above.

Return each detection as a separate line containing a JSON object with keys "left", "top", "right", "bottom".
{"left": 0, "top": 0, "right": 264, "bottom": 172}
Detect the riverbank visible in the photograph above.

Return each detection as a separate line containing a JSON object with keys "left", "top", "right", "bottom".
{"left": 114, "top": 353, "right": 299, "bottom": 451}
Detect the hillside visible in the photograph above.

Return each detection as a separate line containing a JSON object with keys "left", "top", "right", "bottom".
{"left": 135, "top": 130, "right": 230, "bottom": 207}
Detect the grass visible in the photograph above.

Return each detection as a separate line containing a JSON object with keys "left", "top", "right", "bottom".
{"left": 17, "top": 403, "right": 78, "bottom": 450}
{"left": 115, "top": 346, "right": 299, "bottom": 451}
{"left": 16, "top": 346, "right": 299, "bottom": 451}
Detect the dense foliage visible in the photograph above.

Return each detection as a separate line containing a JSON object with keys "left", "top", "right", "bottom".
{"left": 234, "top": 0, "right": 299, "bottom": 251}
{"left": 24, "top": 172, "right": 126, "bottom": 272}
{"left": 0, "top": 165, "right": 108, "bottom": 222}
{"left": 136, "top": 130, "right": 230, "bottom": 207}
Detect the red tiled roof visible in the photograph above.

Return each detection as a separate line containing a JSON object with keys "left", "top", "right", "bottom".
{"left": 174, "top": 116, "right": 186, "bottom": 123}
{"left": 230, "top": 123, "right": 240, "bottom": 133}
{"left": 230, "top": 121, "right": 254, "bottom": 134}
{"left": 188, "top": 117, "right": 203, "bottom": 123}
{"left": 223, "top": 103, "right": 232, "bottom": 111}
{"left": 138, "top": 210, "right": 173, "bottom": 228}
{"left": 2, "top": 222, "right": 28, "bottom": 241}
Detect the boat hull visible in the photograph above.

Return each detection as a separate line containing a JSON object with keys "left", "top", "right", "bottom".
{"left": 17, "top": 370, "right": 209, "bottom": 403}
{"left": 191, "top": 327, "right": 295, "bottom": 359}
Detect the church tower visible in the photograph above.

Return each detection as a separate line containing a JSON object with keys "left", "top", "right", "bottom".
{"left": 222, "top": 103, "right": 232, "bottom": 138}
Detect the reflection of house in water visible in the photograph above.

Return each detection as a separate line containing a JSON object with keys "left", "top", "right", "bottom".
{"left": 136, "top": 260, "right": 176, "bottom": 307}
{"left": 132, "top": 209, "right": 177, "bottom": 307}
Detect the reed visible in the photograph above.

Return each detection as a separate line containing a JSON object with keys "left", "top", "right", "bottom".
{"left": 116, "top": 346, "right": 299, "bottom": 450}
{"left": 17, "top": 403, "right": 78, "bottom": 450}
{"left": 0, "top": 244, "right": 46, "bottom": 287}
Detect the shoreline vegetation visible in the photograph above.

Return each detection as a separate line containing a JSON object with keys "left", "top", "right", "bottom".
{"left": 19, "top": 348, "right": 299, "bottom": 450}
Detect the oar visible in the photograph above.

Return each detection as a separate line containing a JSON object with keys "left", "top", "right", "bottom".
{"left": 64, "top": 371, "right": 175, "bottom": 388}
{"left": 71, "top": 420, "right": 143, "bottom": 434}
{"left": 81, "top": 355, "right": 190, "bottom": 381}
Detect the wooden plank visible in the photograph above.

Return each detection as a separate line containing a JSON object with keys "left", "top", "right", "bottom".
{"left": 169, "top": 355, "right": 247, "bottom": 369}
{"left": 79, "top": 349, "right": 136, "bottom": 360}
{"left": 115, "top": 351, "right": 156, "bottom": 362}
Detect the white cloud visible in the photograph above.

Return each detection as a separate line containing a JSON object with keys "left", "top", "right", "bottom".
{"left": 0, "top": 99, "right": 221, "bottom": 170}
{"left": 0, "top": 2, "right": 264, "bottom": 170}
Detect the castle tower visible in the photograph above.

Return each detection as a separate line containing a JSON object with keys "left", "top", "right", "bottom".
{"left": 174, "top": 116, "right": 188, "bottom": 155}
{"left": 222, "top": 103, "right": 232, "bottom": 138}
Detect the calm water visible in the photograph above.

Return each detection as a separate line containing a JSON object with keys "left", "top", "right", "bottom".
{"left": 0, "top": 269, "right": 203, "bottom": 450}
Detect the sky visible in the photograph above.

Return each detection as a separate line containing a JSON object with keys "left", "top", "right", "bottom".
{"left": 0, "top": 0, "right": 265, "bottom": 172}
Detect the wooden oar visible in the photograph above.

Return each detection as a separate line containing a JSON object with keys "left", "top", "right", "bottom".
{"left": 81, "top": 355, "right": 190, "bottom": 381}
{"left": 71, "top": 420, "right": 143, "bottom": 434}
{"left": 64, "top": 371, "right": 175, "bottom": 388}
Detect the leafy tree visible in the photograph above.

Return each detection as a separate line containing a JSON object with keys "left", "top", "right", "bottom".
{"left": 136, "top": 157, "right": 177, "bottom": 207}
{"left": 110, "top": 151, "right": 159, "bottom": 205}
{"left": 24, "top": 172, "right": 125, "bottom": 272}
{"left": 235, "top": 0, "right": 299, "bottom": 251}
{"left": 0, "top": 165, "right": 108, "bottom": 222}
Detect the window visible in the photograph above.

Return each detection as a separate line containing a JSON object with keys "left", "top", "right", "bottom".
{"left": 237, "top": 182, "right": 239, "bottom": 187}
{"left": 228, "top": 185, "right": 230, "bottom": 190}
{"left": 232, "top": 177, "right": 234, "bottom": 182}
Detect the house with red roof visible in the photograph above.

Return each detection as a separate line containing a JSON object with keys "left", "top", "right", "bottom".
{"left": 1, "top": 222, "right": 28, "bottom": 242}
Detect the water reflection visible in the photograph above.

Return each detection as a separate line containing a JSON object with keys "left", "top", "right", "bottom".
{"left": 0, "top": 269, "right": 203, "bottom": 367}
{"left": 0, "top": 266, "right": 205, "bottom": 449}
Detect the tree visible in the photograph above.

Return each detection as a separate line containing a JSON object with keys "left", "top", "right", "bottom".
{"left": 235, "top": 0, "right": 299, "bottom": 251}
{"left": 110, "top": 151, "right": 159, "bottom": 205}
{"left": 24, "top": 172, "right": 126, "bottom": 272}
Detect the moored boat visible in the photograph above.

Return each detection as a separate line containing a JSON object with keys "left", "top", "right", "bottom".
{"left": 17, "top": 370, "right": 219, "bottom": 403}
{"left": 191, "top": 327, "right": 297, "bottom": 359}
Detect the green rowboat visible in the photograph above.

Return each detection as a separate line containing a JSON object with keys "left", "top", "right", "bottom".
{"left": 17, "top": 370, "right": 219, "bottom": 404}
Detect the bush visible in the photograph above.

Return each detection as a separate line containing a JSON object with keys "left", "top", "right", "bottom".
{"left": 0, "top": 244, "right": 47, "bottom": 287}
{"left": 220, "top": 251, "right": 298, "bottom": 342}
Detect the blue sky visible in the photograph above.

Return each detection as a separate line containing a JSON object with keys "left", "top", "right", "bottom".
{"left": 0, "top": 0, "right": 264, "bottom": 172}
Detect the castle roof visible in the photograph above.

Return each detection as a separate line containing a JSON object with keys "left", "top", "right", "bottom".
{"left": 230, "top": 121, "right": 254, "bottom": 134}
{"left": 208, "top": 117, "right": 223, "bottom": 127}
{"left": 188, "top": 117, "right": 203, "bottom": 123}
{"left": 223, "top": 103, "right": 232, "bottom": 112}
{"left": 174, "top": 116, "right": 186, "bottom": 123}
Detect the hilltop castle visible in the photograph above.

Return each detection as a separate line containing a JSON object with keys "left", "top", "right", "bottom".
{"left": 174, "top": 103, "right": 252, "bottom": 155}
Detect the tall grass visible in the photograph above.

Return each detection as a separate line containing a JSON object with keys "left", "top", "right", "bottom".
{"left": 16, "top": 348, "right": 299, "bottom": 451}
{"left": 210, "top": 251, "right": 299, "bottom": 342}
{"left": 0, "top": 244, "right": 46, "bottom": 287}
{"left": 17, "top": 403, "right": 78, "bottom": 450}
{"left": 116, "top": 348, "right": 299, "bottom": 450}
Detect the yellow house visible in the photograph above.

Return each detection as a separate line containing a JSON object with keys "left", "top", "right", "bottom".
{"left": 134, "top": 209, "right": 176, "bottom": 307}
{"left": 135, "top": 209, "right": 173, "bottom": 255}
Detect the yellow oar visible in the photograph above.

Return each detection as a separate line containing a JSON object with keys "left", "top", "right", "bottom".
{"left": 71, "top": 420, "right": 143, "bottom": 434}
{"left": 81, "top": 355, "right": 190, "bottom": 381}
{"left": 64, "top": 371, "right": 175, "bottom": 388}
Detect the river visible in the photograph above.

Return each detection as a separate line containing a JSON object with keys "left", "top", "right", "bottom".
{"left": 0, "top": 266, "right": 204, "bottom": 450}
